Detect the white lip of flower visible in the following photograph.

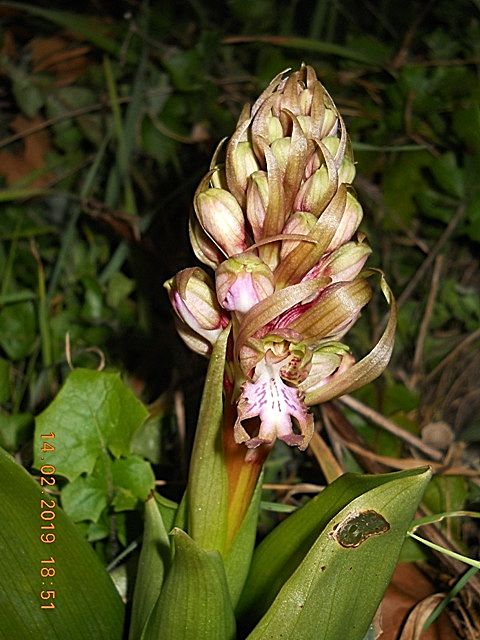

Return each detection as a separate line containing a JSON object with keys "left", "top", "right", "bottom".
{"left": 233, "top": 350, "right": 314, "bottom": 451}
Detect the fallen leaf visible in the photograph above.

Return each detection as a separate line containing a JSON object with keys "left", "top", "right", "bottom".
{"left": 380, "top": 563, "right": 457, "bottom": 640}
{"left": 0, "top": 114, "right": 53, "bottom": 186}
{"left": 399, "top": 594, "right": 445, "bottom": 640}
{"left": 28, "top": 36, "right": 90, "bottom": 86}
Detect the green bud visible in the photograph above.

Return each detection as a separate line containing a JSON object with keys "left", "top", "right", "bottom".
{"left": 230, "top": 141, "right": 260, "bottom": 193}
{"left": 195, "top": 187, "right": 246, "bottom": 257}
{"left": 246, "top": 171, "right": 269, "bottom": 242}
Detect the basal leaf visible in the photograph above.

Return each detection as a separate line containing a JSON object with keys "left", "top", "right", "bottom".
{"left": 144, "top": 529, "right": 236, "bottom": 640}
{"left": 237, "top": 470, "right": 410, "bottom": 628}
{"left": 0, "top": 447, "right": 123, "bottom": 639}
{"left": 129, "top": 495, "right": 171, "bottom": 640}
{"left": 246, "top": 467, "right": 431, "bottom": 640}
{"left": 187, "top": 327, "right": 230, "bottom": 553}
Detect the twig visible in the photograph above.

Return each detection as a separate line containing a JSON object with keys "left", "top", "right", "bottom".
{"left": 338, "top": 394, "right": 444, "bottom": 461}
{"left": 397, "top": 205, "right": 464, "bottom": 309}
{"left": 0, "top": 87, "right": 171, "bottom": 150}
{"left": 426, "top": 327, "right": 480, "bottom": 383}
{"left": 340, "top": 439, "right": 479, "bottom": 476}
{"left": 308, "top": 427, "right": 343, "bottom": 483}
{"left": 262, "top": 483, "right": 324, "bottom": 493}
{"left": 412, "top": 254, "right": 444, "bottom": 384}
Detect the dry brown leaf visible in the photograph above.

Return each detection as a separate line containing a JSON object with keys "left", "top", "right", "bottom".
{"left": 28, "top": 36, "right": 90, "bottom": 86}
{"left": 308, "top": 429, "right": 343, "bottom": 482}
{"left": 0, "top": 114, "right": 53, "bottom": 186}
{"left": 380, "top": 564, "right": 457, "bottom": 640}
{"left": 1, "top": 29, "right": 18, "bottom": 63}
{"left": 399, "top": 594, "right": 445, "bottom": 640}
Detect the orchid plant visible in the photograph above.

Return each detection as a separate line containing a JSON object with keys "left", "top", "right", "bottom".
{"left": 165, "top": 65, "right": 402, "bottom": 538}
{"left": 146, "top": 65, "right": 431, "bottom": 639}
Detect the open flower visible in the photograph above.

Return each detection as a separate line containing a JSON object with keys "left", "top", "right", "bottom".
{"left": 166, "top": 65, "right": 396, "bottom": 452}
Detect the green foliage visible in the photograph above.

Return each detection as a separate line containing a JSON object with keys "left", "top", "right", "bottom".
{"left": 144, "top": 529, "right": 236, "bottom": 640}
{"left": 0, "top": 0, "right": 478, "bottom": 637}
{"left": 237, "top": 469, "right": 430, "bottom": 632}
{"left": 0, "top": 447, "right": 124, "bottom": 639}
{"left": 245, "top": 469, "right": 430, "bottom": 640}
{"left": 34, "top": 369, "right": 153, "bottom": 542}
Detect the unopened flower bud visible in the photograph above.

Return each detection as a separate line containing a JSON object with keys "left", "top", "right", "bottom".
{"left": 209, "top": 164, "right": 227, "bottom": 189}
{"left": 280, "top": 212, "right": 317, "bottom": 259}
{"left": 323, "top": 136, "right": 355, "bottom": 184}
{"left": 297, "top": 115, "right": 313, "bottom": 138}
{"left": 326, "top": 192, "right": 363, "bottom": 252}
{"left": 216, "top": 254, "right": 274, "bottom": 314}
{"left": 229, "top": 141, "right": 260, "bottom": 193}
{"left": 314, "top": 241, "right": 372, "bottom": 283}
{"left": 195, "top": 187, "right": 247, "bottom": 257}
{"left": 189, "top": 216, "right": 224, "bottom": 269}
{"left": 164, "top": 267, "right": 227, "bottom": 344}
{"left": 320, "top": 106, "right": 338, "bottom": 138}
{"left": 300, "top": 343, "right": 354, "bottom": 394}
{"left": 270, "top": 137, "right": 291, "bottom": 173}
{"left": 293, "top": 166, "right": 331, "bottom": 214}
{"left": 267, "top": 116, "right": 284, "bottom": 143}
{"left": 246, "top": 171, "right": 269, "bottom": 241}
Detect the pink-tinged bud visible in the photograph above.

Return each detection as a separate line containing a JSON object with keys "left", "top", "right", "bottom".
{"left": 229, "top": 141, "right": 260, "bottom": 193}
{"left": 280, "top": 212, "right": 317, "bottom": 259}
{"left": 216, "top": 254, "right": 275, "bottom": 314}
{"left": 246, "top": 170, "right": 269, "bottom": 242}
{"left": 309, "top": 241, "right": 372, "bottom": 283}
{"left": 195, "top": 187, "right": 247, "bottom": 257}
{"left": 189, "top": 216, "right": 224, "bottom": 269}
{"left": 325, "top": 192, "right": 363, "bottom": 252}
{"left": 164, "top": 267, "right": 227, "bottom": 345}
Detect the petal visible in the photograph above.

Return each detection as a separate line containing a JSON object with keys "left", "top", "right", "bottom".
{"left": 233, "top": 359, "right": 314, "bottom": 451}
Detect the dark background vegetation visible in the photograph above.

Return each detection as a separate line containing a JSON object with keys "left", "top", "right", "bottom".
{"left": 1, "top": 0, "right": 479, "bottom": 635}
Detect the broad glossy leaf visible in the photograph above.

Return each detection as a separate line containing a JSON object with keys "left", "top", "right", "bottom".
{"left": 144, "top": 528, "right": 236, "bottom": 640}
{"left": 0, "top": 447, "right": 123, "bottom": 638}
{"left": 34, "top": 368, "right": 148, "bottom": 481}
{"left": 246, "top": 467, "right": 431, "bottom": 640}
{"left": 129, "top": 495, "right": 171, "bottom": 640}
{"left": 237, "top": 469, "right": 420, "bottom": 627}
